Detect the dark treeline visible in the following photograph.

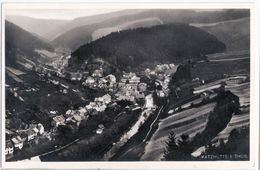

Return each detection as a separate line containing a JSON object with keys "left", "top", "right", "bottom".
{"left": 70, "top": 24, "right": 226, "bottom": 71}
{"left": 52, "top": 9, "right": 249, "bottom": 51}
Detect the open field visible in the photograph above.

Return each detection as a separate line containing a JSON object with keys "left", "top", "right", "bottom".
{"left": 226, "top": 82, "right": 250, "bottom": 106}
{"left": 191, "top": 58, "right": 249, "bottom": 83}
{"left": 6, "top": 66, "right": 26, "bottom": 75}
{"left": 207, "top": 50, "right": 249, "bottom": 60}
{"left": 141, "top": 103, "right": 216, "bottom": 161}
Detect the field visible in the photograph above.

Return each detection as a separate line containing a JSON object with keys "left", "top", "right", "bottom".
{"left": 192, "top": 17, "right": 250, "bottom": 51}
{"left": 141, "top": 103, "right": 216, "bottom": 161}
{"left": 226, "top": 82, "right": 250, "bottom": 106}
{"left": 191, "top": 58, "right": 249, "bottom": 83}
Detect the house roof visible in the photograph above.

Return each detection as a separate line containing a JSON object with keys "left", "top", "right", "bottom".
{"left": 11, "top": 137, "right": 22, "bottom": 144}
{"left": 53, "top": 115, "right": 65, "bottom": 122}
{"left": 73, "top": 115, "right": 82, "bottom": 122}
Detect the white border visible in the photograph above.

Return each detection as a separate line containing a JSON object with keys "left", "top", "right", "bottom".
{"left": 1, "top": 2, "right": 259, "bottom": 170}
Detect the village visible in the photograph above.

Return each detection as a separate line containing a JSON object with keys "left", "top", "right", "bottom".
{"left": 5, "top": 50, "right": 250, "bottom": 161}
{"left": 5, "top": 57, "right": 178, "bottom": 160}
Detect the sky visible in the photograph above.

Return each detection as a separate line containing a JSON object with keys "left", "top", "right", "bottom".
{"left": 5, "top": 8, "right": 122, "bottom": 20}
{"left": 3, "top": 3, "right": 224, "bottom": 20}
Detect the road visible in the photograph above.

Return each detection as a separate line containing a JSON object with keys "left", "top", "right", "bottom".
{"left": 209, "top": 56, "right": 249, "bottom": 62}
{"left": 112, "top": 99, "right": 169, "bottom": 161}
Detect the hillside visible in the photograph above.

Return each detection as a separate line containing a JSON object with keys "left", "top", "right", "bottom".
{"left": 51, "top": 9, "right": 249, "bottom": 51}
{"left": 5, "top": 20, "right": 54, "bottom": 66}
{"left": 69, "top": 24, "right": 226, "bottom": 70}
{"left": 91, "top": 17, "right": 163, "bottom": 41}
{"left": 50, "top": 9, "right": 146, "bottom": 41}
{"left": 192, "top": 17, "right": 250, "bottom": 51}
{"left": 5, "top": 15, "right": 68, "bottom": 41}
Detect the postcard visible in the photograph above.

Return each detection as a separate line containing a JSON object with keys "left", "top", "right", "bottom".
{"left": 1, "top": 2, "right": 258, "bottom": 169}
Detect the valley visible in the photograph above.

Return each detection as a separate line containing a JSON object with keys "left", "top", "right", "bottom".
{"left": 4, "top": 9, "right": 250, "bottom": 162}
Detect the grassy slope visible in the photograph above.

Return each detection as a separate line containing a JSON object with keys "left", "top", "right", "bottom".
{"left": 194, "top": 17, "right": 250, "bottom": 51}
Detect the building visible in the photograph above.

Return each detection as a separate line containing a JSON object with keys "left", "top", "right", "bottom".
{"left": 11, "top": 136, "right": 23, "bottom": 150}
{"left": 92, "top": 69, "right": 103, "bottom": 78}
{"left": 37, "top": 123, "right": 45, "bottom": 135}
{"left": 96, "top": 124, "right": 105, "bottom": 134}
{"left": 85, "top": 76, "right": 95, "bottom": 84}
{"left": 51, "top": 115, "right": 66, "bottom": 127}
{"left": 94, "top": 94, "right": 112, "bottom": 104}
{"left": 126, "top": 83, "right": 138, "bottom": 91}
{"left": 71, "top": 73, "right": 82, "bottom": 81}
{"left": 103, "top": 94, "right": 112, "bottom": 104}
{"left": 26, "top": 129, "right": 38, "bottom": 141}
{"left": 123, "top": 72, "right": 136, "bottom": 79}
{"left": 105, "top": 74, "right": 116, "bottom": 85}
{"left": 129, "top": 75, "right": 141, "bottom": 84}
{"left": 5, "top": 140, "right": 14, "bottom": 155}
{"left": 117, "top": 95, "right": 135, "bottom": 102}
{"left": 65, "top": 110, "right": 75, "bottom": 117}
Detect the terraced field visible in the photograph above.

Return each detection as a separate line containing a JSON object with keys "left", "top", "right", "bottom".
{"left": 226, "top": 82, "right": 250, "bottom": 106}
{"left": 213, "top": 113, "right": 249, "bottom": 142}
{"left": 141, "top": 103, "right": 216, "bottom": 161}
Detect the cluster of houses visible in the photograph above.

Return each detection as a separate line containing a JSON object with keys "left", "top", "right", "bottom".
{"left": 145, "top": 64, "right": 176, "bottom": 97}
{"left": 115, "top": 72, "right": 147, "bottom": 102}
{"left": 5, "top": 123, "right": 45, "bottom": 156}
{"left": 83, "top": 68, "right": 117, "bottom": 91}
{"left": 85, "top": 94, "right": 112, "bottom": 113}
{"left": 51, "top": 106, "right": 90, "bottom": 130}
{"left": 51, "top": 94, "right": 112, "bottom": 133}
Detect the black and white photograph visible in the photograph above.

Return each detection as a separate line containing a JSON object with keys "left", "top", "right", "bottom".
{"left": 1, "top": 2, "right": 257, "bottom": 168}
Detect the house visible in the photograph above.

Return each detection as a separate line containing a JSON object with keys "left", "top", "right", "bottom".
{"left": 85, "top": 76, "right": 95, "bottom": 85}
{"left": 105, "top": 74, "right": 116, "bottom": 85}
{"left": 96, "top": 128, "right": 103, "bottom": 134}
{"left": 11, "top": 136, "right": 23, "bottom": 150}
{"left": 51, "top": 115, "right": 66, "bottom": 127}
{"left": 50, "top": 110, "right": 58, "bottom": 115}
{"left": 126, "top": 83, "right": 138, "bottom": 91}
{"left": 72, "top": 114, "right": 82, "bottom": 122}
{"left": 36, "top": 123, "right": 45, "bottom": 135}
{"left": 95, "top": 104, "right": 107, "bottom": 112}
{"left": 94, "top": 94, "right": 112, "bottom": 105}
{"left": 26, "top": 130, "right": 35, "bottom": 141}
{"left": 98, "top": 124, "right": 105, "bottom": 129}
{"left": 92, "top": 69, "right": 103, "bottom": 77}
{"left": 78, "top": 107, "right": 87, "bottom": 116}
{"left": 103, "top": 94, "right": 112, "bottom": 104}
{"left": 129, "top": 76, "right": 140, "bottom": 84}
{"left": 96, "top": 124, "right": 105, "bottom": 134}
{"left": 33, "top": 127, "right": 39, "bottom": 135}
{"left": 65, "top": 109, "right": 75, "bottom": 117}
{"left": 117, "top": 95, "right": 135, "bottom": 102}
{"left": 118, "top": 82, "right": 126, "bottom": 89}
{"left": 70, "top": 72, "right": 82, "bottom": 81}
{"left": 120, "top": 78, "right": 127, "bottom": 83}
{"left": 5, "top": 140, "right": 14, "bottom": 155}
{"left": 123, "top": 72, "right": 136, "bottom": 79}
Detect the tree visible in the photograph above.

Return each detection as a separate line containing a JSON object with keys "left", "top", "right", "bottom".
{"left": 163, "top": 132, "right": 193, "bottom": 161}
